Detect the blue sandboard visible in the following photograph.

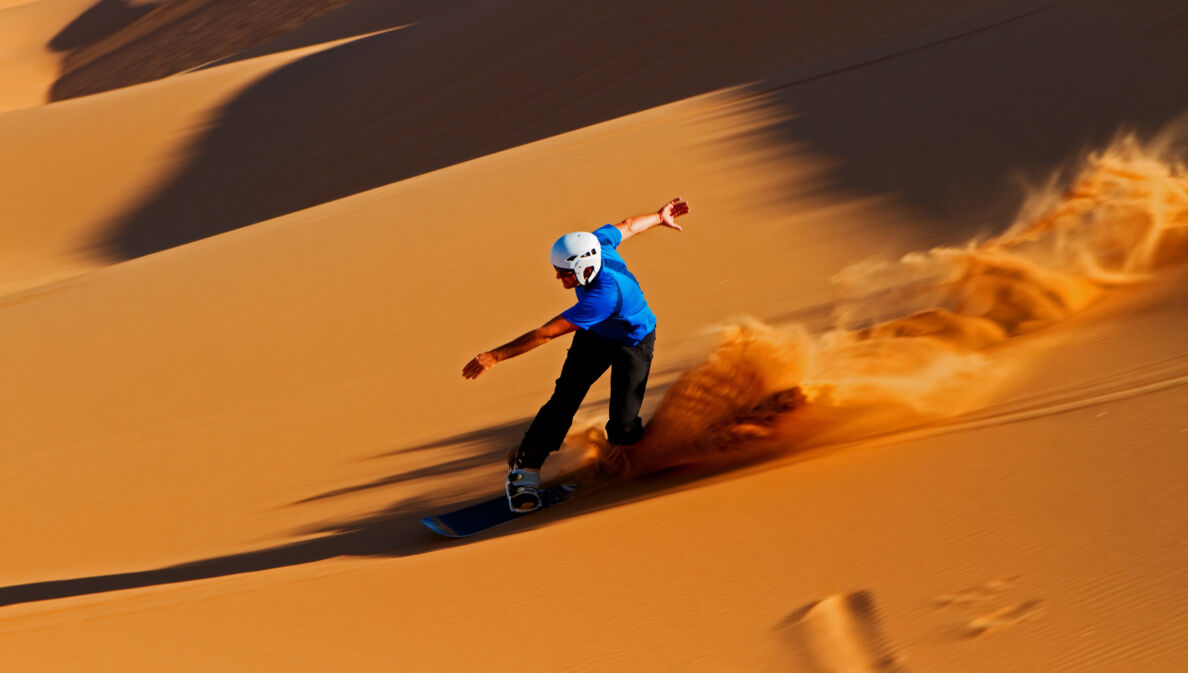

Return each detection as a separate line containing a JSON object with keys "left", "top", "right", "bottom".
{"left": 421, "top": 484, "right": 578, "bottom": 537}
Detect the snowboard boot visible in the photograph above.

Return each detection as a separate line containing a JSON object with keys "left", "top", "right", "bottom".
{"left": 505, "top": 468, "right": 542, "bottom": 513}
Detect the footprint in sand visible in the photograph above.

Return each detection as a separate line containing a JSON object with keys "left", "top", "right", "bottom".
{"left": 933, "top": 577, "right": 1042, "bottom": 638}
{"left": 779, "top": 591, "right": 911, "bottom": 673}
{"left": 961, "top": 600, "right": 1043, "bottom": 638}
{"left": 933, "top": 577, "right": 1017, "bottom": 607}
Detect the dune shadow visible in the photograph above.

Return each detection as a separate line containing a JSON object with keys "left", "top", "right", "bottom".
{"left": 49, "top": 0, "right": 359, "bottom": 101}
{"left": 60, "top": 2, "right": 1188, "bottom": 267}
{"left": 92, "top": 0, "right": 1029, "bottom": 260}
{"left": 735, "top": 1, "right": 1188, "bottom": 241}
{"left": 198, "top": 0, "right": 453, "bottom": 69}
{"left": 49, "top": 0, "right": 154, "bottom": 53}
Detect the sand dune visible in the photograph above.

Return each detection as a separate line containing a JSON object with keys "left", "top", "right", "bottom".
{"left": 0, "top": 0, "right": 94, "bottom": 110}
{"left": 35, "top": 0, "right": 1024, "bottom": 263}
{"left": 1, "top": 0, "right": 1186, "bottom": 671}
{"left": 0, "top": 20, "right": 402, "bottom": 295}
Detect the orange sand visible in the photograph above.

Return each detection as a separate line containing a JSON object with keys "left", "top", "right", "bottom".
{"left": 1, "top": 1, "right": 1186, "bottom": 671}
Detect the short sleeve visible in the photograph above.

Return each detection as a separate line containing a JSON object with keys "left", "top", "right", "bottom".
{"left": 561, "top": 280, "right": 617, "bottom": 328}
{"left": 593, "top": 224, "right": 621, "bottom": 250}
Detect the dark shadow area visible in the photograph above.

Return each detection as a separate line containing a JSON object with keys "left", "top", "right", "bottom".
{"left": 739, "top": 0, "right": 1188, "bottom": 239}
{"left": 199, "top": 0, "right": 463, "bottom": 68}
{"left": 49, "top": 0, "right": 155, "bottom": 52}
{"left": 51, "top": 0, "right": 355, "bottom": 100}
{"left": 91, "top": 0, "right": 1024, "bottom": 259}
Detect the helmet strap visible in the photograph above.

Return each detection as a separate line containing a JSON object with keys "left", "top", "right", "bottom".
{"left": 576, "top": 260, "right": 597, "bottom": 286}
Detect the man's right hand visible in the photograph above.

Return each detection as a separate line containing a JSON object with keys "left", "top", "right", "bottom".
{"left": 463, "top": 316, "right": 576, "bottom": 380}
{"left": 463, "top": 352, "right": 497, "bottom": 379}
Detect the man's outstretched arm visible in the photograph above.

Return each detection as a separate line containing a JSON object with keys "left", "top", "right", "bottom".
{"left": 463, "top": 314, "right": 578, "bottom": 379}
{"left": 614, "top": 197, "right": 691, "bottom": 242}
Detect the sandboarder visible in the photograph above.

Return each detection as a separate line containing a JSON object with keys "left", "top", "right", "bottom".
{"left": 463, "top": 198, "right": 691, "bottom": 512}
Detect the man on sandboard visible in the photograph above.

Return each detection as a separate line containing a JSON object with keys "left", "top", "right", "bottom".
{"left": 463, "top": 198, "right": 691, "bottom": 512}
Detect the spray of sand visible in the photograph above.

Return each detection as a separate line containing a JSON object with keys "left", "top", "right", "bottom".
{"left": 593, "top": 128, "right": 1188, "bottom": 476}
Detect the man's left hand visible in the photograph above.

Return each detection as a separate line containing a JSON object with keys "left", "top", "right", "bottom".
{"left": 658, "top": 197, "right": 691, "bottom": 230}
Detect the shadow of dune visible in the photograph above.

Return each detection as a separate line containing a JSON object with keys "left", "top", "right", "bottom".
{"left": 50, "top": 0, "right": 355, "bottom": 101}
{"left": 737, "top": 0, "right": 1188, "bottom": 238}
{"left": 49, "top": 0, "right": 154, "bottom": 53}
{"left": 199, "top": 0, "right": 457, "bottom": 69}
{"left": 93, "top": 0, "right": 1025, "bottom": 259}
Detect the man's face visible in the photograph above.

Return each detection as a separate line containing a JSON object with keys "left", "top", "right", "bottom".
{"left": 555, "top": 266, "right": 579, "bottom": 289}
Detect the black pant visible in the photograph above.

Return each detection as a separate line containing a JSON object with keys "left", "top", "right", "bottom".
{"left": 514, "top": 329, "right": 656, "bottom": 470}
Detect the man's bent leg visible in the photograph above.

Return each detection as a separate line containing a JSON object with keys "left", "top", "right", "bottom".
{"left": 605, "top": 330, "right": 656, "bottom": 447}
{"left": 514, "top": 330, "right": 611, "bottom": 469}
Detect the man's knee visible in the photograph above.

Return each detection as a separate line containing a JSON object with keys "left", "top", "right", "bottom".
{"left": 547, "top": 379, "right": 585, "bottom": 407}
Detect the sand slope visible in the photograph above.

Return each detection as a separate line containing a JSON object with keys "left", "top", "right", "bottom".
{"left": 0, "top": 0, "right": 94, "bottom": 111}
{"left": 0, "top": 21, "right": 402, "bottom": 295}
{"left": 1, "top": 1, "right": 1186, "bottom": 671}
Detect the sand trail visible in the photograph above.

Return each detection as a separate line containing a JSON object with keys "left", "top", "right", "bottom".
{"left": 619, "top": 132, "right": 1188, "bottom": 474}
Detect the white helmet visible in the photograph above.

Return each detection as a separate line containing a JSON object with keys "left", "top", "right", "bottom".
{"left": 550, "top": 232, "right": 601, "bottom": 285}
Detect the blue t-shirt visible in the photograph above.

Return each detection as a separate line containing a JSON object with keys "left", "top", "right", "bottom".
{"left": 561, "top": 225, "right": 657, "bottom": 345}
